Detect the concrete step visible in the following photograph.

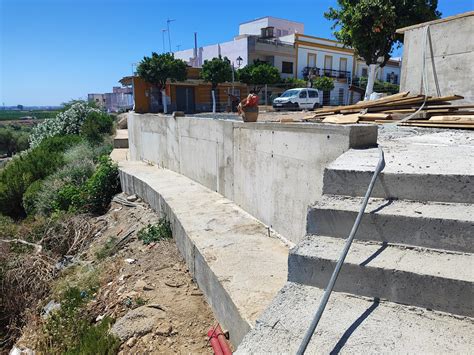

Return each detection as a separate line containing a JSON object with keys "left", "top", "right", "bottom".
{"left": 110, "top": 148, "right": 129, "bottom": 163}
{"left": 114, "top": 129, "right": 129, "bottom": 148}
{"left": 307, "top": 195, "right": 474, "bottom": 253}
{"left": 236, "top": 282, "right": 474, "bottom": 354}
{"left": 118, "top": 161, "right": 289, "bottom": 346}
{"left": 322, "top": 144, "right": 474, "bottom": 203}
{"left": 289, "top": 236, "right": 474, "bottom": 317}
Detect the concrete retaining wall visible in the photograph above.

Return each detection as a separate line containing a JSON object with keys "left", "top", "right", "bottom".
{"left": 128, "top": 113, "right": 377, "bottom": 243}
{"left": 399, "top": 13, "right": 474, "bottom": 104}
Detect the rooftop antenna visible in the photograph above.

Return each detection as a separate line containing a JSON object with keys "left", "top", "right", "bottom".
{"left": 176, "top": 44, "right": 181, "bottom": 51}
{"left": 161, "top": 29, "right": 168, "bottom": 53}
{"left": 167, "top": 18, "right": 176, "bottom": 53}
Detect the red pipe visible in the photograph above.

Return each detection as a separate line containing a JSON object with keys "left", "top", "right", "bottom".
{"left": 207, "top": 325, "right": 232, "bottom": 355}
{"left": 208, "top": 327, "right": 224, "bottom": 355}
{"left": 216, "top": 325, "right": 232, "bottom": 355}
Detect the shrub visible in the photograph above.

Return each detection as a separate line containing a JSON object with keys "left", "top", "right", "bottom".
{"left": 0, "top": 215, "right": 16, "bottom": 239}
{"left": 67, "top": 317, "right": 120, "bottom": 355}
{"left": 30, "top": 102, "right": 100, "bottom": 148}
{"left": 22, "top": 180, "right": 43, "bottom": 216}
{"left": 0, "top": 126, "right": 30, "bottom": 156}
{"left": 80, "top": 111, "right": 114, "bottom": 144}
{"left": 81, "top": 157, "right": 121, "bottom": 215}
{"left": 138, "top": 217, "right": 172, "bottom": 244}
{"left": 33, "top": 159, "right": 95, "bottom": 216}
{"left": 38, "top": 287, "right": 119, "bottom": 354}
{"left": 0, "top": 135, "right": 82, "bottom": 218}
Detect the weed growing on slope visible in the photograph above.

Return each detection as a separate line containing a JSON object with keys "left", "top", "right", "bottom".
{"left": 137, "top": 217, "right": 172, "bottom": 244}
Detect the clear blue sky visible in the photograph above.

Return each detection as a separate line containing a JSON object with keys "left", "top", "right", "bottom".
{"left": 1, "top": 0, "right": 472, "bottom": 106}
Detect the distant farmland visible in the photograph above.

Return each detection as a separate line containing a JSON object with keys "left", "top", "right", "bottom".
{"left": 0, "top": 110, "right": 59, "bottom": 121}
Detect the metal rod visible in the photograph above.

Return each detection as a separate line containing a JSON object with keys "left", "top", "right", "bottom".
{"left": 296, "top": 147, "right": 385, "bottom": 355}
{"left": 167, "top": 18, "right": 175, "bottom": 53}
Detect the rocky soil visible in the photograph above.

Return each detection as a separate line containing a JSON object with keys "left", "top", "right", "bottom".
{"left": 15, "top": 193, "right": 217, "bottom": 354}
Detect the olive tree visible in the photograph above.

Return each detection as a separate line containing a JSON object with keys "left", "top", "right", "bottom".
{"left": 325, "top": 0, "right": 440, "bottom": 100}
{"left": 200, "top": 56, "right": 233, "bottom": 113}
{"left": 136, "top": 52, "right": 187, "bottom": 113}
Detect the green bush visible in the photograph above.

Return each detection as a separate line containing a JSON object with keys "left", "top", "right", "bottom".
{"left": 0, "top": 126, "right": 30, "bottom": 156}
{"left": 0, "top": 215, "right": 16, "bottom": 239}
{"left": 33, "top": 159, "right": 95, "bottom": 215}
{"left": 0, "top": 135, "right": 82, "bottom": 218}
{"left": 39, "top": 287, "right": 119, "bottom": 354}
{"left": 81, "top": 157, "right": 121, "bottom": 215}
{"left": 80, "top": 112, "right": 114, "bottom": 144}
{"left": 138, "top": 218, "right": 172, "bottom": 244}
{"left": 67, "top": 317, "right": 120, "bottom": 355}
{"left": 22, "top": 179, "right": 44, "bottom": 216}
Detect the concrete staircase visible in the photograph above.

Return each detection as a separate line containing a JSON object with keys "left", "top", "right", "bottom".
{"left": 237, "top": 143, "right": 474, "bottom": 353}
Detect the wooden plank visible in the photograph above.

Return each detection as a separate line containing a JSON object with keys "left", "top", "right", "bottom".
{"left": 429, "top": 115, "right": 474, "bottom": 122}
{"left": 420, "top": 104, "right": 474, "bottom": 110}
{"left": 398, "top": 122, "right": 474, "bottom": 129}
{"left": 323, "top": 114, "right": 360, "bottom": 124}
{"left": 407, "top": 120, "right": 474, "bottom": 125}
{"left": 359, "top": 113, "right": 391, "bottom": 121}
{"left": 426, "top": 94, "right": 464, "bottom": 103}
{"left": 314, "top": 92, "right": 410, "bottom": 114}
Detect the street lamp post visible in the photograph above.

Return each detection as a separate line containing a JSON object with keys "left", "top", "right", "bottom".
{"left": 236, "top": 56, "right": 243, "bottom": 68}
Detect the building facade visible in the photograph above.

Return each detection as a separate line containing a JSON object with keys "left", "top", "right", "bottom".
{"left": 88, "top": 87, "right": 133, "bottom": 112}
{"left": 120, "top": 67, "right": 248, "bottom": 114}
{"left": 174, "top": 16, "right": 402, "bottom": 106}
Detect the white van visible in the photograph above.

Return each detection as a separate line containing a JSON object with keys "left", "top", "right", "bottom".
{"left": 272, "top": 88, "right": 320, "bottom": 111}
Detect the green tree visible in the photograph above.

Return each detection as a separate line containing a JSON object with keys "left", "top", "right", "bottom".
{"left": 313, "top": 76, "right": 335, "bottom": 92}
{"left": 237, "top": 61, "right": 281, "bottom": 93}
{"left": 325, "top": 0, "right": 440, "bottom": 100}
{"left": 136, "top": 52, "right": 187, "bottom": 113}
{"left": 281, "top": 77, "right": 307, "bottom": 89}
{"left": 201, "top": 56, "right": 233, "bottom": 113}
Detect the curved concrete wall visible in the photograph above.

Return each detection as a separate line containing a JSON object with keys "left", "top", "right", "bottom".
{"left": 128, "top": 113, "right": 377, "bottom": 243}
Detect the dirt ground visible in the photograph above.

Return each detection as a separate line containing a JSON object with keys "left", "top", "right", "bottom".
{"left": 16, "top": 194, "right": 217, "bottom": 354}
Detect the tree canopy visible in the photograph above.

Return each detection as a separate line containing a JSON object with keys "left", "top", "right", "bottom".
{"left": 237, "top": 61, "right": 281, "bottom": 92}
{"left": 324, "top": 0, "right": 441, "bottom": 67}
{"left": 136, "top": 52, "right": 187, "bottom": 89}
{"left": 312, "top": 76, "right": 335, "bottom": 92}
{"left": 200, "top": 56, "right": 233, "bottom": 89}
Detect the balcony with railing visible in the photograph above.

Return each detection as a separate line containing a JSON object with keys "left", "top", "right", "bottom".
{"left": 302, "top": 67, "right": 352, "bottom": 83}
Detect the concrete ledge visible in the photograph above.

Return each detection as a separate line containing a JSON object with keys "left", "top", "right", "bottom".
{"left": 114, "top": 129, "right": 129, "bottom": 148}
{"left": 289, "top": 236, "right": 474, "bottom": 317}
{"left": 118, "top": 161, "right": 289, "bottom": 346}
{"left": 237, "top": 282, "right": 474, "bottom": 354}
{"left": 307, "top": 195, "right": 474, "bottom": 253}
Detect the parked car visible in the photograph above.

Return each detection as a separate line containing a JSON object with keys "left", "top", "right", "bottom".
{"left": 272, "top": 88, "right": 320, "bottom": 111}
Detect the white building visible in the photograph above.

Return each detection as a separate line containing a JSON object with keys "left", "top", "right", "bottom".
{"left": 174, "top": 16, "right": 302, "bottom": 77}
{"left": 88, "top": 87, "right": 133, "bottom": 112}
{"left": 174, "top": 16, "right": 401, "bottom": 105}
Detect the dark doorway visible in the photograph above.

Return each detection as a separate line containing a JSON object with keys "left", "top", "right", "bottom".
{"left": 149, "top": 87, "right": 161, "bottom": 113}
{"left": 176, "top": 86, "right": 195, "bottom": 114}
{"left": 323, "top": 90, "right": 331, "bottom": 106}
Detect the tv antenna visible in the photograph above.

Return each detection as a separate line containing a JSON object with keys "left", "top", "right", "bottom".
{"left": 167, "top": 18, "right": 176, "bottom": 53}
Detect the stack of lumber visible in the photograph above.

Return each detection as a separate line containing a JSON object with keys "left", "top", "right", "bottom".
{"left": 304, "top": 92, "right": 474, "bottom": 129}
